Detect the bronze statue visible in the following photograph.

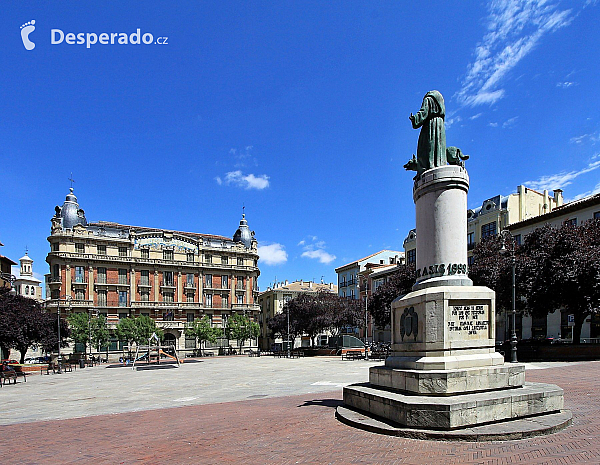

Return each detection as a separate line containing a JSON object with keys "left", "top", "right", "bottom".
{"left": 405, "top": 90, "right": 468, "bottom": 178}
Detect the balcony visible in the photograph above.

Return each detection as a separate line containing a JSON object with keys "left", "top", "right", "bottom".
{"left": 160, "top": 280, "right": 176, "bottom": 289}
{"left": 231, "top": 304, "right": 260, "bottom": 313}
{"left": 138, "top": 280, "right": 152, "bottom": 288}
{"left": 45, "top": 299, "right": 94, "bottom": 309}
{"left": 184, "top": 282, "right": 197, "bottom": 289}
{"left": 467, "top": 242, "right": 476, "bottom": 251}
{"left": 131, "top": 301, "right": 200, "bottom": 309}
{"left": 347, "top": 279, "right": 356, "bottom": 287}
{"left": 94, "top": 279, "right": 130, "bottom": 289}
{"left": 339, "top": 281, "right": 347, "bottom": 288}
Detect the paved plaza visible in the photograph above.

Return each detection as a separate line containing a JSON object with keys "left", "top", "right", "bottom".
{"left": 0, "top": 357, "right": 599, "bottom": 464}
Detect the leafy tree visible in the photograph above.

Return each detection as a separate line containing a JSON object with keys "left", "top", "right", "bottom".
{"left": 90, "top": 315, "right": 109, "bottom": 352}
{"left": 367, "top": 264, "right": 416, "bottom": 328}
{"left": 290, "top": 293, "right": 326, "bottom": 347}
{"left": 185, "top": 315, "right": 222, "bottom": 354}
{"left": 319, "top": 291, "right": 364, "bottom": 338}
{"left": 226, "top": 313, "right": 260, "bottom": 351}
{"left": 67, "top": 312, "right": 90, "bottom": 353}
{"left": 134, "top": 315, "right": 163, "bottom": 345}
{"left": 115, "top": 317, "right": 137, "bottom": 355}
{"left": 0, "top": 288, "right": 69, "bottom": 362}
{"left": 520, "top": 220, "right": 600, "bottom": 343}
{"left": 267, "top": 307, "right": 300, "bottom": 350}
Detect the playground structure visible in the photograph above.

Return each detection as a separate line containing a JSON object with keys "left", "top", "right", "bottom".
{"left": 131, "top": 333, "right": 182, "bottom": 370}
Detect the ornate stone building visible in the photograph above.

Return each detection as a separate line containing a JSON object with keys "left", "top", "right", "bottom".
{"left": 14, "top": 252, "right": 43, "bottom": 301}
{"left": 45, "top": 188, "right": 260, "bottom": 354}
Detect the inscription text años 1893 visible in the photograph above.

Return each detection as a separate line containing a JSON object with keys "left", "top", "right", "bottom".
{"left": 416, "top": 263, "right": 467, "bottom": 279}
{"left": 447, "top": 305, "right": 489, "bottom": 336}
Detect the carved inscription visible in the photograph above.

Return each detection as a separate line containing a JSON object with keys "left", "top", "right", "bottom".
{"left": 447, "top": 304, "right": 489, "bottom": 340}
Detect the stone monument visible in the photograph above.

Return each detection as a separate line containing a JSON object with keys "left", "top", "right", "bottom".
{"left": 337, "top": 91, "right": 571, "bottom": 439}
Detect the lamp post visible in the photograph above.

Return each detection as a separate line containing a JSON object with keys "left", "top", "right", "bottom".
{"left": 500, "top": 230, "right": 518, "bottom": 363}
{"left": 287, "top": 303, "right": 290, "bottom": 358}
{"left": 88, "top": 309, "right": 98, "bottom": 362}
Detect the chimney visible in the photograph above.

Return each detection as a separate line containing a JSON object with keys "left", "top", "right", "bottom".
{"left": 309, "top": 281, "right": 313, "bottom": 289}
{"left": 284, "top": 280, "right": 288, "bottom": 286}
{"left": 330, "top": 283, "right": 334, "bottom": 290}
{"left": 553, "top": 189, "right": 564, "bottom": 207}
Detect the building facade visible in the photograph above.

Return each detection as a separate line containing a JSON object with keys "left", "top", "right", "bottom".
{"left": 45, "top": 188, "right": 260, "bottom": 355}
{"left": 503, "top": 192, "right": 600, "bottom": 342}
{"left": 257, "top": 280, "right": 337, "bottom": 350}
{"left": 14, "top": 253, "right": 43, "bottom": 301}
{"left": 404, "top": 185, "right": 564, "bottom": 267}
{"left": 335, "top": 250, "right": 404, "bottom": 299}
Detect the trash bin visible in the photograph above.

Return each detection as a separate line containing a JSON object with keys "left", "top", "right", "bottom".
{"left": 79, "top": 360, "right": 85, "bottom": 369}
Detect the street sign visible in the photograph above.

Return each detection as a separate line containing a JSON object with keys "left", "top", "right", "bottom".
{"left": 568, "top": 314, "right": 575, "bottom": 327}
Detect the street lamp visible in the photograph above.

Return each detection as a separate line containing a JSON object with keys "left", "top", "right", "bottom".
{"left": 57, "top": 295, "right": 72, "bottom": 374}
{"left": 499, "top": 230, "right": 518, "bottom": 363}
{"left": 88, "top": 309, "right": 99, "bottom": 363}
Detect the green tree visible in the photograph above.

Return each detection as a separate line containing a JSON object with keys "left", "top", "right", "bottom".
{"left": 115, "top": 317, "right": 137, "bottom": 356}
{"left": 67, "top": 312, "right": 91, "bottom": 353}
{"left": 134, "top": 315, "right": 163, "bottom": 345}
{"left": 367, "top": 264, "right": 416, "bottom": 328}
{"left": 90, "top": 314, "right": 109, "bottom": 352}
{"left": 226, "top": 313, "right": 260, "bottom": 352}
{"left": 185, "top": 315, "right": 222, "bottom": 355}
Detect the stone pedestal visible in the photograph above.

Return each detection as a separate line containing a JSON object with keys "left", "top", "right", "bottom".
{"left": 340, "top": 165, "right": 569, "bottom": 437}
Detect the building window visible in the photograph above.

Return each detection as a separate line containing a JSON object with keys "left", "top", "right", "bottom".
{"left": 468, "top": 256, "right": 474, "bottom": 266}
{"left": 163, "top": 292, "right": 174, "bottom": 303}
{"left": 222, "top": 275, "right": 228, "bottom": 289}
{"left": 186, "top": 273, "right": 194, "bottom": 287}
{"left": 514, "top": 234, "right": 522, "bottom": 246}
{"left": 75, "top": 289, "right": 86, "bottom": 300}
{"left": 187, "top": 252, "right": 194, "bottom": 262}
{"left": 163, "top": 311, "right": 174, "bottom": 321}
{"left": 97, "top": 267, "right": 106, "bottom": 284}
{"left": 237, "top": 257, "right": 244, "bottom": 266}
{"left": 222, "top": 294, "right": 228, "bottom": 308}
{"left": 75, "top": 243, "right": 85, "bottom": 254}
{"left": 97, "top": 244, "right": 106, "bottom": 255}
{"left": 236, "top": 276, "right": 244, "bottom": 290}
{"left": 205, "top": 294, "right": 212, "bottom": 308}
{"left": 186, "top": 292, "right": 195, "bottom": 302}
{"left": 119, "top": 291, "right": 128, "bottom": 307}
{"left": 141, "top": 248, "right": 149, "bottom": 259}
{"left": 187, "top": 312, "right": 195, "bottom": 323}
{"left": 564, "top": 218, "right": 577, "bottom": 227}
{"left": 594, "top": 211, "right": 600, "bottom": 219}
{"left": 163, "top": 250, "right": 174, "bottom": 261}
{"left": 25, "top": 286, "right": 29, "bottom": 295}
{"left": 221, "top": 256, "right": 228, "bottom": 265}
{"left": 237, "top": 294, "right": 244, "bottom": 305}
{"left": 163, "top": 271, "right": 174, "bottom": 286}
{"left": 205, "top": 274, "right": 212, "bottom": 288}
{"left": 119, "top": 313, "right": 128, "bottom": 321}
{"left": 75, "top": 266, "right": 85, "bottom": 283}
{"left": 481, "top": 221, "right": 497, "bottom": 239}
{"left": 98, "top": 290, "right": 107, "bottom": 306}
{"left": 118, "top": 247, "right": 127, "bottom": 257}
{"left": 140, "top": 290, "right": 149, "bottom": 302}
{"left": 140, "top": 269, "right": 149, "bottom": 286}
{"left": 52, "top": 242, "right": 59, "bottom": 252}
{"left": 118, "top": 268, "right": 127, "bottom": 285}
{"left": 205, "top": 254, "right": 212, "bottom": 264}
{"left": 406, "top": 249, "right": 416, "bottom": 264}
{"left": 142, "top": 312, "right": 149, "bottom": 317}
{"left": 51, "top": 289, "right": 60, "bottom": 300}
{"left": 185, "top": 336, "right": 196, "bottom": 349}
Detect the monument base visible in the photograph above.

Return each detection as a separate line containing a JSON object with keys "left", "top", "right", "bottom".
{"left": 342, "top": 381, "right": 565, "bottom": 430}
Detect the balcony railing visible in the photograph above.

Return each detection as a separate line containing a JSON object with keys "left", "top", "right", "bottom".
{"left": 231, "top": 304, "right": 260, "bottom": 312}
{"left": 47, "top": 251, "right": 259, "bottom": 271}
{"left": 94, "top": 279, "right": 130, "bottom": 287}
{"left": 184, "top": 282, "right": 197, "bottom": 289}
{"left": 138, "top": 280, "right": 151, "bottom": 287}
{"left": 48, "top": 276, "right": 62, "bottom": 283}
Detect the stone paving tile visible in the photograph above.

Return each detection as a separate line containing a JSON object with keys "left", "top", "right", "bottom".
{"left": 0, "top": 361, "right": 599, "bottom": 464}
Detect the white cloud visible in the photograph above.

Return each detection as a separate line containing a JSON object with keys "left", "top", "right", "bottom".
{"left": 556, "top": 81, "right": 576, "bottom": 88}
{"left": 569, "top": 181, "right": 600, "bottom": 201}
{"left": 489, "top": 122, "right": 499, "bottom": 127}
{"left": 445, "top": 115, "right": 462, "bottom": 129}
{"left": 301, "top": 249, "right": 336, "bottom": 265}
{"left": 470, "top": 113, "right": 483, "bottom": 120}
{"left": 456, "top": 1, "right": 574, "bottom": 107}
{"left": 502, "top": 116, "right": 519, "bottom": 128}
{"left": 524, "top": 159, "right": 600, "bottom": 192}
{"left": 570, "top": 131, "right": 600, "bottom": 145}
{"left": 299, "top": 237, "right": 336, "bottom": 264}
{"left": 218, "top": 170, "right": 270, "bottom": 190}
{"left": 258, "top": 243, "right": 288, "bottom": 266}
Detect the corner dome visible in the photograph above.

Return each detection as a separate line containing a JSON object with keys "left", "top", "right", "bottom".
{"left": 54, "top": 188, "right": 88, "bottom": 230}
{"left": 233, "top": 214, "right": 252, "bottom": 248}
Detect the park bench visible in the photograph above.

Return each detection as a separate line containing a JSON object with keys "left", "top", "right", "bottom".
{"left": 342, "top": 350, "right": 364, "bottom": 361}
{"left": 247, "top": 349, "right": 260, "bottom": 357}
{"left": 11, "top": 365, "right": 27, "bottom": 382}
{"left": 1, "top": 370, "right": 18, "bottom": 386}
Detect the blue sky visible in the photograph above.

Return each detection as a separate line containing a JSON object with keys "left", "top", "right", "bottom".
{"left": 1, "top": 1, "right": 599, "bottom": 294}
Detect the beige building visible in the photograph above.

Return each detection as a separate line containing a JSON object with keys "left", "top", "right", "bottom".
{"left": 257, "top": 280, "right": 337, "bottom": 350}
{"left": 45, "top": 188, "right": 260, "bottom": 356}
{"left": 14, "top": 253, "right": 43, "bottom": 301}
{"left": 404, "top": 185, "right": 564, "bottom": 266}
{"left": 504, "top": 192, "right": 600, "bottom": 342}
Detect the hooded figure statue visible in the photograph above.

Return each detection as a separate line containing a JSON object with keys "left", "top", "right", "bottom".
{"left": 406, "top": 90, "right": 447, "bottom": 178}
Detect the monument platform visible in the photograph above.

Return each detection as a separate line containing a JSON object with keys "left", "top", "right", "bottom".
{"left": 343, "top": 381, "right": 565, "bottom": 430}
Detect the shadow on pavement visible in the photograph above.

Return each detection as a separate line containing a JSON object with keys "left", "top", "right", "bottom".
{"left": 298, "top": 398, "right": 344, "bottom": 409}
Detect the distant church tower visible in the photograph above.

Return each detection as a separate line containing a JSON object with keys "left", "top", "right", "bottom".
{"left": 14, "top": 251, "right": 42, "bottom": 301}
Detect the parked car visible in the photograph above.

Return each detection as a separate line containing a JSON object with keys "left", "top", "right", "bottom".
{"left": 1, "top": 359, "right": 19, "bottom": 365}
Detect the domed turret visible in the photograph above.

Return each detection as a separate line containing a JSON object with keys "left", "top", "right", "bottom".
{"left": 54, "top": 188, "right": 87, "bottom": 230}
{"left": 233, "top": 213, "right": 252, "bottom": 249}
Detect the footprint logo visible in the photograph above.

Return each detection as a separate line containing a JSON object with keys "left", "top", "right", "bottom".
{"left": 20, "top": 20, "right": 36, "bottom": 50}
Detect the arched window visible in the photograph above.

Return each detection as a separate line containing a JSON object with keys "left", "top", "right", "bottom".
{"left": 25, "top": 286, "right": 29, "bottom": 295}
